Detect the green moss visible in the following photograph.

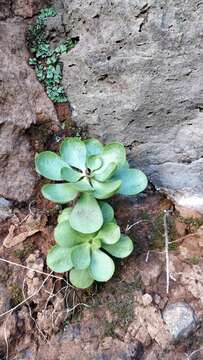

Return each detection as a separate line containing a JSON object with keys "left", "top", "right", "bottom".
{"left": 0, "top": 271, "right": 10, "bottom": 283}
{"left": 104, "top": 320, "right": 116, "bottom": 337}
{"left": 184, "top": 218, "right": 203, "bottom": 230}
{"left": 108, "top": 294, "right": 134, "bottom": 327}
{"left": 150, "top": 212, "right": 165, "bottom": 250}
{"left": 13, "top": 243, "right": 37, "bottom": 260}
{"left": 174, "top": 211, "right": 203, "bottom": 230}
{"left": 150, "top": 212, "right": 178, "bottom": 250}
{"left": 185, "top": 256, "right": 200, "bottom": 265}
{"left": 9, "top": 284, "right": 23, "bottom": 307}
{"left": 104, "top": 281, "right": 136, "bottom": 330}
{"left": 140, "top": 210, "right": 150, "bottom": 220}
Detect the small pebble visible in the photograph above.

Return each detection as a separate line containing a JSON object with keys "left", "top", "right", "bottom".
{"left": 142, "top": 293, "right": 153, "bottom": 306}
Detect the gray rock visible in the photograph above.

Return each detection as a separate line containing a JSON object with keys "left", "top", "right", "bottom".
{"left": 0, "top": 284, "right": 10, "bottom": 316}
{"left": 0, "top": 16, "right": 58, "bottom": 202}
{"left": 0, "top": 197, "right": 11, "bottom": 207}
{"left": 163, "top": 302, "right": 197, "bottom": 341}
{"left": 59, "top": 0, "right": 203, "bottom": 214}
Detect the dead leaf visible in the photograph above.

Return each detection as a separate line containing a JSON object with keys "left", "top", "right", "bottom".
{"left": 3, "top": 214, "right": 47, "bottom": 248}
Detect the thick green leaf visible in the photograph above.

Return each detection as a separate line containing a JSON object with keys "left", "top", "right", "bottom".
{"left": 87, "top": 156, "right": 102, "bottom": 171}
{"left": 58, "top": 207, "right": 72, "bottom": 223}
{"left": 72, "top": 178, "right": 93, "bottom": 192}
{"left": 71, "top": 243, "right": 91, "bottom": 270}
{"left": 69, "top": 268, "right": 94, "bottom": 289}
{"left": 91, "top": 238, "right": 101, "bottom": 251}
{"left": 92, "top": 179, "right": 121, "bottom": 199}
{"left": 35, "top": 151, "right": 68, "bottom": 180}
{"left": 96, "top": 222, "right": 120, "bottom": 244}
{"left": 84, "top": 139, "right": 103, "bottom": 156}
{"left": 99, "top": 202, "right": 114, "bottom": 223}
{"left": 89, "top": 250, "right": 115, "bottom": 282}
{"left": 113, "top": 161, "right": 129, "bottom": 176}
{"left": 47, "top": 244, "right": 73, "bottom": 272}
{"left": 93, "top": 162, "right": 117, "bottom": 182}
{"left": 60, "top": 137, "right": 87, "bottom": 170}
{"left": 70, "top": 193, "right": 103, "bottom": 233}
{"left": 100, "top": 143, "right": 126, "bottom": 169}
{"left": 114, "top": 168, "right": 148, "bottom": 195}
{"left": 102, "top": 235, "right": 133, "bottom": 258}
{"left": 41, "top": 183, "right": 78, "bottom": 204}
{"left": 61, "top": 167, "right": 82, "bottom": 182}
{"left": 54, "top": 221, "right": 85, "bottom": 247}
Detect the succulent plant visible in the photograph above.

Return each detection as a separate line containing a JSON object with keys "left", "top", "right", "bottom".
{"left": 35, "top": 137, "right": 147, "bottom": 233}
{"left": 47, "top": 203, "right": 133, "bottom": 288}
{"left": 35, "top": 137, "right": 147, "bottom": 289}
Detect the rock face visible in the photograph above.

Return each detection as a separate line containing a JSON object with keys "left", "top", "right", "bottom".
{"left": 60, "top": 0, "right": 203, "bottom": 214}
{"left": 0, "top": 12, "right": 58, "bottom": 202}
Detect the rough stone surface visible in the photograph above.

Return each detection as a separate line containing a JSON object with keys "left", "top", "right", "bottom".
{"left": 0, "top": 16, "right": 58, "bottom": 202}
{"left": 163, "top": 302, "right": 197, "bottom": 341}
{"left": 0, "top": 284, "right": 10, "bottom": 316}
{"left": 60, "top": 0, "right": 203, "bottom": 213}
{"left": 12, "top": 0, "right": 49, "bottom": 18}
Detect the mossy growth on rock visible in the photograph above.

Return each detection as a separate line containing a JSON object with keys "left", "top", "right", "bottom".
{"left": 9, "top": 284, "right": 23, "bottom": 307}
{"left": 26, "top": 7, "right": 78, "bottom": 103}
{"left": 150, "top": 211, "right": 178, "bottom": 250}
{"left": 13, "top": 243, "right": 37, "bottom": 261}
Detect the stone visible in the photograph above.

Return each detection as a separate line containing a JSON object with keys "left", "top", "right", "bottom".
{"left": 0, "top": 313, "right": 16, "bottom": 349}
{"left": 0, "top": 284, "right": 10, "bottom": 315}
{"left": 0, "top": 0, "right": 11, "bottom": 19}
{"left": 126, "top": 291, "right": 171, "bottom": 348}
{"left": 142, "top": 293, "right": 153, "bottom": 307}
{"left": 0, "top": 17, "right": 58, "bottom": 202}
{"left": 0, "top": 196, "right": 12, "bottom": 220}
{"left": 163, "top": 302, "right": 197, "bottom": 341}
{"left": 0, "top": 197, "right": 12, "bottom": 207}
{"left": 59, "top": 0, "right": 203, "bottom": 214}
{"left": 12, "top": 0, "right": 48, "bottom": 18}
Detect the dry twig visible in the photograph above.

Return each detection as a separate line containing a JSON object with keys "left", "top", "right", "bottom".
{"left": 0, "top": 257, "right": 71, "bottom": 286}
{"left": 185, "top": 347, "right": 203, "bottom": 359}
{"left": 163, "top": 210, "right": 171, "bottom": 294}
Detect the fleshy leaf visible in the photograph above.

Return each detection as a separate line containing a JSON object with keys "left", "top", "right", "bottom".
{"left": 84, "top": 139, "right": 103, "bottom": 156}
{"left": 87, "top": 156, "right": 102, "bottom": 171}
{"left": 69, "top": 268, "right": 94, "bottom": 289}
{"left": 54, "top": 221, "right": 85, "bottom": 247}
{"left": 113, "top": 161, "right": 129, "bottom": 176}
{"left": 100, "top": 143, "right": 126, "bottom": 170}
{"left": 35, "top": 151, "right": 68, "bottom": 180}
{"left": 58, "top": 207, "right": 72, "bottom": 223}
{"left": 69, "top": 193, "right": 103, "bottom": 233}
{"left": 92, "top": 179, "right": 121, "bottom": 199}
{"left": 61, "top": 167, "right": 82, "bottom": 182}
{"left": 93, "top": 162, "right": 117, "bottom": 182}
{"left": 91, "top": 238, "right": 101, "bottom": 251}
{"left": 47, "top": 244, "right": 73, "bottom": 272}
{"left": 71, "top": 243, "right": 91, "bottom": 270}
{"left": 60, "top": 137, "right": 87, "bottom": 170}
{"left": 99, "top": 202, "right": 114, "bottom": 223}
{"left": 41, "top": 183, "right": 78, "bottom": 203}
{"left": 89, "top": 249, "right": 115, "bottom": 282}
{"left": 114, "top": 168, "right": 148, "bottom": 195}
{"left": 96, "top": 222, "right": 120, "bottom": 244}
{"left": 102, "top": 235, "right": 133, "bottom": 258}
{"left": 72, "top": 178, "right": 94, "bottom": 192}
